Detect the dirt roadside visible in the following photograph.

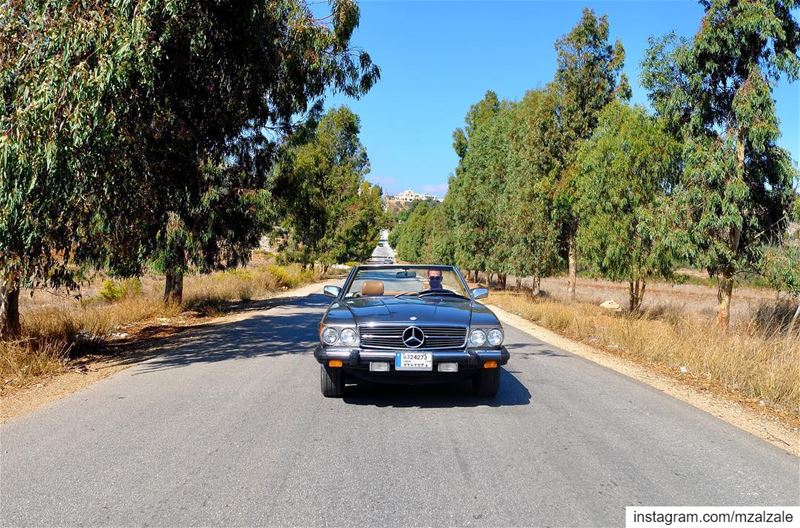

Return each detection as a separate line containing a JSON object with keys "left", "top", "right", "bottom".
{"left": 488, "top": 303, "right": 799, "bottom": 457}
{"left": 0, "top": 281, "right": 329, "bottom": 424}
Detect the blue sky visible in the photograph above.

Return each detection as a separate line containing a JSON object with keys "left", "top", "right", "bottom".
{"left": 325, "top": 1, "right": 799, "bottom": 198}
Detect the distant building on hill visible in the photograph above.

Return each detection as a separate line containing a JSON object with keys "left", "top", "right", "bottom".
{"left": 382, "top": 189, "right": 443, "bottom": 214}
{"left": 391, "top": 189, "right": 442, "bottom": 203}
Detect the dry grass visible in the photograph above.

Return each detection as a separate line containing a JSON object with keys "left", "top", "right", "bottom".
{"left": 489, "top": 291, "right": 800, "bottom": 419}
{"left": 182, "top": 264, "right": 320, "bottom": 313}
{"left": 0, "top": 340, "right": 67, "bottom": 390}
{"left": 1, "top": 263, "right": 324, "bottom": 391}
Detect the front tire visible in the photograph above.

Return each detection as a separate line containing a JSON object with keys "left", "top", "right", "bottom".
{"left": 473, "top": 368, "right": 500, "bottom": 397}
{"left": 320, "top": 365, "right": 345, "bottom": 398}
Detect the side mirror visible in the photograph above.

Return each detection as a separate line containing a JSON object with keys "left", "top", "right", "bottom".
{"left": 323, "top": 285, "right": 341, "bottom": 298}
{"left": 472, "top": 287, "right": 489, "bottom": 300}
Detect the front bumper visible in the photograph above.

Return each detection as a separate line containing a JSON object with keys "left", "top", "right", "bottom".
{"left": 313, "top": 345, "right": 510, "bottom": 370}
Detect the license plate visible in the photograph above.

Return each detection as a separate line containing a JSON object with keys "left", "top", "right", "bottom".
{"left": 395, "top": 352, "right": 433, "bottom": 371}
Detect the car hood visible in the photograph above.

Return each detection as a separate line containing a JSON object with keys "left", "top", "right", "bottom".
{"left": 324, "top": 296, "right": 500, "bottom": 327}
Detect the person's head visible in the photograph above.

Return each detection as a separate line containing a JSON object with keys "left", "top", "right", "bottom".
{"left": 428, "top": 269, "right": 443, "bottom": 289}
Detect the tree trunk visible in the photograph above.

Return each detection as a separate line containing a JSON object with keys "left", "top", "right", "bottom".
{"left": 531, "top": 276, "right": 541, "bottom": 297}
{"left": 717, "top": 130, "right": 744, "bottom": 329}
{"left": 567, "top": 233, "right": 577, "bottom": 301}
{"left": 640, "top": 281, "right": 646, "bottom": 309}
{"left": 716, "top": 271, "right": 734, "bottom": 328}
{"left": 628, "top": 279, "right": 646, "bottom": 312}
{"left": 164, "top": 269, "right": 184, "bottom": 305}
{"left": 515, "top": 277, "right": 522, "bottom": 291}
{"left": 628, "top": 281, "right": 635, "bottom": 312}
{"left": 0, "top": 275, "right": 21, "bottom": 337}
{"left": 499, "top": 273, "right": 507, "bottom": 290}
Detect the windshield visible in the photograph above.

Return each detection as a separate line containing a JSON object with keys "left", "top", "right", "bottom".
{"left": 344, "top": 267, "right": 469, "bottom": 299}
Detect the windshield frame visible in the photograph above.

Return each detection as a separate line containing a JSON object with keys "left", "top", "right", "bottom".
{"left": 339, "top": 264, "right": 474, "bottom": 301}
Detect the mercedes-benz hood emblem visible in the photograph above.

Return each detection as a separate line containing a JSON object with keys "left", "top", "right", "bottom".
{"left": 402, "top": 326, "right": 425, "bottom": 348}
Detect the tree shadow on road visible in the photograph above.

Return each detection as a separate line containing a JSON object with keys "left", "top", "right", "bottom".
{"left": 112, "top": 293, "right": 331, "bottom": 374}
{"left": 342, "top": 369, "right": 532, "bottom": 408}
{"left": 109, "top": 292, "right": 534, "bottom": 410}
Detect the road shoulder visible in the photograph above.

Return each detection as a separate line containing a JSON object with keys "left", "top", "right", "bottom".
{"left": 488, "top": 303, "right": 799, "bottom": 456}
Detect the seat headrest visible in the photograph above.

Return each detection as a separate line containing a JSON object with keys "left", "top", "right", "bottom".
{"left": 361, "top": 280, "right": 385, "bottom": 296}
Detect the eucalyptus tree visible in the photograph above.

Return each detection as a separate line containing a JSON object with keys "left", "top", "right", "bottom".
{"left": 151, "top": 165, "right": 275, "bottom": 304}
{"left": 446, "top": 91, "right": 502, "bottom": 278}
{"left": 274, "top": 107, "right": 384, "bottom": 269}
{"left": 1, "top": 0, "right": 379, "bottom": 326}
{"left": 574, "top": 102, "right": 681, "bottom": 311}
{"left": 1, "top": 1, "right": 161, "bottom": 334}
{"left": 320, "top": 181, "right": 385, "bottom": 268}
{"left": 421, "top": 202, "right": 455, "bottom": 266}
{"left": 147, "top": 0, "right": 379, "bottom": 304}
{"left": 461, "top": 101, "right": 514, "bottom": 286}
{"left": 500, "top": 89, "right": 562, "bottom": 293}
{"left": 394, "top": 202, "right": 434, "bottom": 263}
{"left": 551, "top": 8, "right": 630, "bottom": 300}
{"left": 642, "top": 0, "right": 799, "bottom": 327}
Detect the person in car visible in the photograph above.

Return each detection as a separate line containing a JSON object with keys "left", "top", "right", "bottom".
{"left": 428, "top": 269, "right": 444, "bottom": 290}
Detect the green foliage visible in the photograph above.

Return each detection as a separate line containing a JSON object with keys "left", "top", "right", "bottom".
{"left": 394, "top": 202, "right": 435, "bottom": 262}
{"left": 764, "top": 246, "right": 800, "bottom": 297}
{"left": 266, "top": 264, "right": 315, "bottom": 289}
{"left": 1, "top": 1, "right": 162, "bottom": 290}
{"left": 553, "top": 8, "right": 630, "bottom": 156}
{"left": 765, "top": 193, "right": 800, "bottom": 297}
{"left": 642, "top": 0, "right": 799, "bottom": 324}
{"left": 150, "top": 164, "right": 273, "bottom": 280}
{"left": 1, "top": 0, "right": 379, "bottom": 317}
{"left": 446, "top": 91, "right": 504, "bottom": 273}
{"left": 550, "top": 8, "right": 630, "bottom": 295}
{"left": 410, "top": 8, "right": 630, "bottom": 286}
{"left": 574, "top": 102, "right": 682, "bottom": 309}
{"left": 97, "top": 278, "right": 143, "bottom": 303}
{"left": 274, "top": 107, "right": 386, "bottom": 266}
{"left": 421, "top": 203, "right": 455, "bottom": 265}
{"left": 500, "top": 89, "right": 562, "bottom": 282}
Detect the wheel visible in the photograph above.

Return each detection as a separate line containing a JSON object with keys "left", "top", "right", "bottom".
{"left": 320, "top": 364, "right": 345, "bottom": 398}
{"left": 473, "top": 368, "right": 500, "bottom": 397}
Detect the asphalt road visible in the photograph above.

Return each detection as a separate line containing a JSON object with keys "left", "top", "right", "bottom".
{"left": 1, "top": 288, "right": 798, "bottom": 527}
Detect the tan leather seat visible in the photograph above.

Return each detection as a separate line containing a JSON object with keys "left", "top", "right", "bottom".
{"left": 361, "top": 280, "right": 384, "bottom": 296}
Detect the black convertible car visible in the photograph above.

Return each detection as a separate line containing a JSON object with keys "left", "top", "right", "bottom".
{"left": 314, "top": 264, "right": 509, "bottom": 398}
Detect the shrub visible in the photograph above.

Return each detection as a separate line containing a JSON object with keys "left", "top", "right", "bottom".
{"left": 96, "top": 278, "right": 142, "bottom": 302}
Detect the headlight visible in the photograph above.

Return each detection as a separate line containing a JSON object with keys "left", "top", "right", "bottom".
{"left": 339, "top": 328, "right": 359, "bottom": 346}
{"left": 321, "top": 327, "right": 339, "bottom": 345}
{"left": 468, "top": 329, "right": 487, "bottom": 347}
{"left": 487, "top": 328, "right": 504, "bottom": 346}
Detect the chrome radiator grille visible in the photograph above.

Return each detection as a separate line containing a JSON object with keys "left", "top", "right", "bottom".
{"left": 359, "top": 325, "right": 467, "bottom": 349}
